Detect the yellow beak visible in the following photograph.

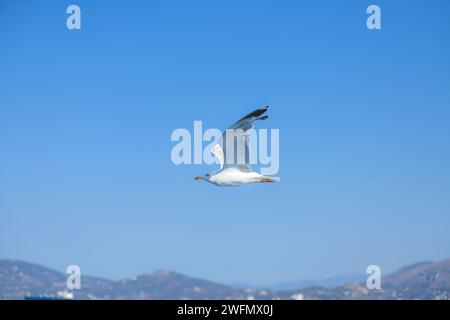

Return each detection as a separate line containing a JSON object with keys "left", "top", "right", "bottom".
{"left": 194, "top": 176, "right": 202, "bottom": 180}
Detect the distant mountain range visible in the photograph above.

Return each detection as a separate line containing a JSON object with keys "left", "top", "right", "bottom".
{"left": 1, "top": 258, "right": 449, "bottom": 300}
{"left": 253, "top": 273, "right": 367, "bottom": 291}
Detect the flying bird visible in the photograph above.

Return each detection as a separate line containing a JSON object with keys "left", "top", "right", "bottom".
{"left": 195, "top": 106, "right": 280, "bottom": 186}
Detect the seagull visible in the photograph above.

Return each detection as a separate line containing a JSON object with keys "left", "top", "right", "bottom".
{"left": 195, "top": 106, "right": 280, "bottom": 186}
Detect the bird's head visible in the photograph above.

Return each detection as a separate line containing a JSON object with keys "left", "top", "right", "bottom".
{"left": 194, "top": 173, "right": 212, "bottom": 182}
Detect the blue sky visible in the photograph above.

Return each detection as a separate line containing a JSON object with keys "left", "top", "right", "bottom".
{"left": 1, "top": 0, "right": 450, "bottom": 285}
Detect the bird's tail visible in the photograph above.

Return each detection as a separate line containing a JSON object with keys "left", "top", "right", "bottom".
{"left": 260, "top": 176, "right": 281, "bottom": 183}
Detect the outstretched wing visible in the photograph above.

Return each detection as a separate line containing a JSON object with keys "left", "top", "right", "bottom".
{"left": 212, "top": 106, "right": 269, "bottom": 170}
{"left": 211, "top": 143, "right": 225, "bottom": 169}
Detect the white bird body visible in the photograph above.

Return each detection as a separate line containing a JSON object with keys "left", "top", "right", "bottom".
{"left": 195, "top": 106, "right": 280, "bottom": 187}
{"left": 208, "top": 167, "right": 278, "bottom": 187}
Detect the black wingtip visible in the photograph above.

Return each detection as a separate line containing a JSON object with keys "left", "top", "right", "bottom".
{"left": 252, "top": 106, "right": 269, "bottom": 118}
{"left": 235, "top": 106, "right": 270, "bottom": 125}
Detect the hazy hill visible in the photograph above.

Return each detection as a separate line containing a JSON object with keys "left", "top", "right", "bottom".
{"left": 262, "top": 273, "right": 366, "bottom": 291}
{"left": 1, "top": 258, "right": 449, "bottom": 300}
{"left": 0, "top": 260, "right": 273, "bottom": 300}
{"left": 278, "top": 259, "right": 450, "bottom": 300}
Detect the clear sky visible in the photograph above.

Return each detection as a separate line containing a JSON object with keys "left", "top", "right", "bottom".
{"left": 1, "top": 0, "right": 450, "bottom": 285}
